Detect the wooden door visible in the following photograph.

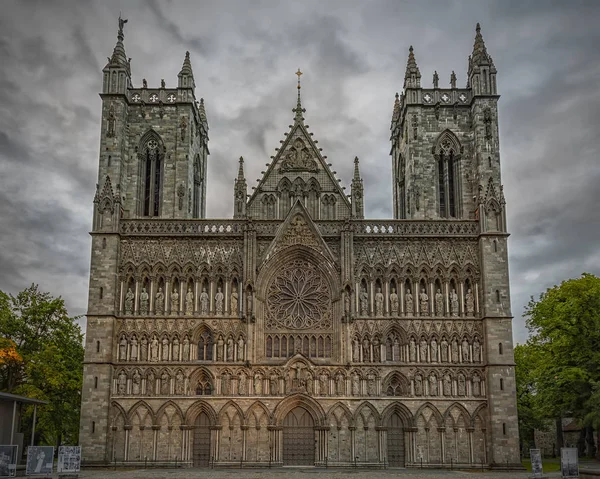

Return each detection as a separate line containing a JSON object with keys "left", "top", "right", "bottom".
{"left": 193, "top": 412, "right": 211, "bottom": 467}
{"left": 387, "top": 412, "right": 405, "bottom": 467}
{"left": 283, "top": 407, "right": 315, "bottom": 465}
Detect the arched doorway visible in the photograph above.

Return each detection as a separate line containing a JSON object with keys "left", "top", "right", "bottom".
{"left": 387, "top": 412, "right": 405, "bottom": 467}
{"left": 193, "top": 412, "right": 211, "bottom": 467}
{"left": 283, "top": 406, "right": 315, "bottom": 465}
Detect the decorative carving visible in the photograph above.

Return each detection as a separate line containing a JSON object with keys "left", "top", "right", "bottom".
{"left": 200, "top": 288, "right": 209, "bottom": 315}
{"left": 175, "top": 370, "right": 184, "bottom": 395}
{"left": 139, "top": 288, "right": 149, "bottom": 315}
{"left": 161, "top": 337, "right": 169, "bottom": 361}
{"left": 359, "top": 287, "right": 368, "bottom": 316}
{"left": 132, "top": 370, "right": 141, "bottom": 395}
{"left": 443, "top": 373, "right": 451, "bottom": 396}
{"left": 435, "top": 289, "right": 444, "bottom": 316}
{"left": 409, "top": 337, "right": 416, "bottom": 362}
{"left": 150, "top": 335, "right": 159, "bottom": 361}
{"left": 279, "top": 138, "right": 318, "bottom": 172}
{"left": 217, "top": 336, "right": 224, "bottom": 361}
{"left": 458, "top": 373, "right": 466, "bottom": 396}
{"left": 171, "top": 288, "right": 179, "bottom": 315}
{"left": 367, "top": 373, "right": 376, "bottom": 396}
{"left": 130, "top": 336, "right": 138, "bottom": 361}
{"left": 465, "top": 288, "right": 475, "bottom": 316}
{"left": 473, "top": 374, "right": 481, "bottom": 397}
{"left": 180, "top": 116, "right": 187, "bottom": 141}
{"left": 451, "top": 338, "right": 459, "bottom": 363}
{"left": 450, "top": 289, "right": 459, "bottom": 317}
{"left": 266, "top": 259, "right": 330, "bottom": 330}
{"left": 440, "top": 336, "right": 448, "bottom": 363}
{"left": 160, "top": 371, "right": 169, "bottom": 395}
{"left": 351, "top": 373, "right": 360, "bottom": 396}
{"left": 429, "top": 373, "right": 438, "bottom": 396}
{"left": 473, "top": 337, "right": 481, "bottom": 362}
{"left": 390, "top": 288, "right": 399, "bottom": 316}
{"left": 419, "top": 337, "right": 428, "bottom": 363}
{"left": 172, "top": 337, "right": 180, "bottom": 360}
{"left": 226, "top": 337, "right": 234, "bottom": 362}
{"left": 375, "top": 288, "right": 384, "bottom": 316}
{"left": 231, "top": 287, "right": 238, "bottom": 315}
{"left": 462, "top": 337, "right": 470, "bottom": 362}
{"left": 182, "top": 336, "right": 190, "bottom": 361}
{"left": 107, "top": 104, "right": 116, "bottom": 138}
{"left": 352, "top": 338, "right": 360, "bottom": 362}
{"left": 237, "top": 336, "right": 244, "bottom": 361}
{"left": 119, "top": 336, "right": 127, "bottom": 360}
{"left": 430, "top": 337, "right": 438, "bottom": 362}
{"left": 117, "top": 370, "right": 126, "bottom": 394}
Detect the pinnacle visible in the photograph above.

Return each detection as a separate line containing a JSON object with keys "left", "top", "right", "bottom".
{"left": 403, "top": 45, "right": 421, "bottom": 88}
{"left": 237, "top": 156, "right": 245, "bottom": 180}
{"left": 108, "top": 15, "right": 128, "bottom": 67}
{"left": 199, "top": 98, "right": 207, "bottom": 122}
{"left": 179, "top": 50, "right": 194, "bottom": 76}
{"left": 353, "top": 156, "right": 362, "bottom": 181}
{"left": 471, "top": 22, "right": 492, "bottom": 66}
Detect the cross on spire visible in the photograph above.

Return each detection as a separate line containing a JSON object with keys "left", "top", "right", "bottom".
{"left": 293, "top": 68, "right": 306, "bottom": 124}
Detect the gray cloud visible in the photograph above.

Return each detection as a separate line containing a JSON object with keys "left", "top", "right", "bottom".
{"left": 0, "top": 0, "right": 598, "bottom": 345}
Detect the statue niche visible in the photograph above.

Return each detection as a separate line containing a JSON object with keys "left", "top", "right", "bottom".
{"left": 279, "top": 137, "right": 318, "bottom": 173}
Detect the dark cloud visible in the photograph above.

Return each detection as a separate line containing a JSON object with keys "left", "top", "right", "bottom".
{"left": 0, "top": 0, "right": 598, "bottom": 345}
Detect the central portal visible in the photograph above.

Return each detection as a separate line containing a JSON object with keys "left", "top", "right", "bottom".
{"left": 283, "top": 406, "right": 315, "bottom": 465}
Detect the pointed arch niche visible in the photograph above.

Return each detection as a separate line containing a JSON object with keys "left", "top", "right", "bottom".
{"left": 433, "top": 130, "right": 463, "bottom": 218}
{"left": 138, "top": 130, "right": 165, "bottom": 217}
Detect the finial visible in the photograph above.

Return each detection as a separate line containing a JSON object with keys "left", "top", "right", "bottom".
{"left": 476, "top": 22, "right": 481, "bottom": 33}
{"left": 293, "top": 69, "right": 306, "bottom": 123}
{"left": 433, "top": 70, "right": 439, "bottom": 88}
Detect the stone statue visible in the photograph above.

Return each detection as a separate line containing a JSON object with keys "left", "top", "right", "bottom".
{"left": 435, "top": 288, "right": 444, "bottom": 316}
{"left": 238, "top": 372, "right": 246, "bottom": 395}
{"left": 362, "top": 337, "right": 370, "bottom": 362}
{"left": 419, "top": 337, "right": 428, "bottom": 362}
{"left": 443, "top": 373, "right": 451, "bottom": 396}
{"left": 419, "top": 288, "right": 429, "bottom": 316}
{"left": 430, "top": 337, "right": 438, "bottom": 362}
{"left": 142, "top": 78, "right": 148, "bottom": 88}
{"left": 107, "top": 104, "right": 116, "bottom": 138}
{"left": 253, "top": 374, "right": 262, "bottom": 395}
{"left": 336, "top": 372, "right": 344, "bottom": 395}
{"left": 172, "top": 337, "right": 180, "bottom": 361}
{"left": 440, "top": 337, "right": 449, "bottom": 363}
{"left": 237, "top": 336, "right": 244, "bottom": 361}
{"left": 305, "top": 374, "right": 313, "bottom": 395}
{"left": 344, "top": 291, "right": 351, "bottom": 315}
{"left": 226, "top": 337, "right": 234, "bottom": 362}
{"left": 155, "top": 287, "right": 165, "bottom": 315}
{"left": 161, "top": 78, "right": 165, "bottom": 88}
{"left": 352, "top": 374, "right": 360, "bottom": 396}
{"left": 141, "top": 336, "right": 148, "bottom": 361}
{"left": 161, "top": 371, "right": 169, "bottom": 395}
{"left": 359, "top": 287, "right": 368, "bottom": 316}
{"left": 130, "top": 335, "right": 138, "bottom": 361}
{"left": 231, "top": 287, "right": 238, "bottom": 315}
{"left": 247, "top": 292, "right": 253, "bottom": 315}
{"left": 451, "top": 338, "right": 459, "bottom": 363}
{"left": 375, "top": 287, "right": 384, "bottom": 316}
{"left": 217, "top": 336, "right": 224, "bottom": 361}
{"left": 319, "top": 372, "right": 328, "bottom": 396}
{"left": 146, "top": 370, "right": 155, "bottom": 396}
{"left": 352, "top": 338, "right": 360, "bottom": 362}
{"left": 150, "top": 336, "right": 159, "bottom": 361}
{"left": 132, "top": 370, "right": 141, "bottom": 395}
{"left": 162, "top": 337, "right": 169, "bottom": 361}
{"left": 458, "top": 373, "right": 466, "bottom": 396}
{"left": 119, "top": 336, "right": 127, "bottom": 360}
{"left": 222, "top": 374, "right": 231, "bottom": 395}
{"left": 405, "top": 289, "right": 413, "bottom": 314}
{"left": 409, "top": 337, "right": 417, "bottom": 362}
{"left": 269, "top": 374, "right": 278, "bottom": 395}
{"left": 473, "top": 374, "right": 481, "bottom": 397}
{"left": 200, "top": 287, "right": 209, "bottom": 315}
{"left": 390, "top": 288, "right": 399, "bottom": 315}
{"left": 462, "top": 337, "right": 470, "bottom": 362}
{"left": 139, "top": 288, "right": 149, "bottom": 315}
{"left": 415, "top": 374, "right": 423, "bottom": 396}
{"left": 185, "top": 287, "right": 194, "bottom": 315}
{"left": 124, "top": 288, "right": 134, "bottom": 315}
{"left": 171, "top": 287, "right": 179, "bottom": 315}
{"left": 215, "top": 287, "right": 224, "bottom": 315}
{"left": 367, "top": 374, "right": 376, "bottom": 396}
{"left": 465, "top": 288, "right": 475, "bottom": 316}
{"left": 118, "top": 371, "right": 127, "bottom": 394}
{"left": 429, "top": 373, "right": 438, "bottom": 396}
{"left": 372, "top": 336, "right": 381, "bottom": 362}
{"left": 175, "top": 371, "right": 184, "bottom": 395}
{"left": 473, "top": 337, "right": 481, "bottom": 362}
{"left": 182, "top": 336, "right": 190, "bottom": 361}
{"left": 450, "top": 288, "right": 459, "bottom": 317}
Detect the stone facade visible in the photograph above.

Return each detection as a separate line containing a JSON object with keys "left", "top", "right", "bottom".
{"left": 79, "top": 19, "right": 520, "bottom": 468}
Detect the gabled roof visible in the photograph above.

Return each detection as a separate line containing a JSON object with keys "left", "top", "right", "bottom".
{"left": 247, "top": 81, "right": 351, "bottom": 210}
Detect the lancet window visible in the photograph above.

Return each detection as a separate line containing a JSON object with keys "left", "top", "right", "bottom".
{"left": 139, "top": 133, "right": 164, "bottom": 217}
{"left": 435, "top": 131, "right": 462, "bottom": 218}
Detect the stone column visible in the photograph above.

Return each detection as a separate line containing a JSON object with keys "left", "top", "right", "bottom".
{"left": 241, "top": 425, "right": 248, "bottom": 461}
{"left": 350, "top": 426, "right": 356, "bottom": 464}
{"left": 467, "top": 428, "right": 474, "bottom": 464}
{"left": 195, "top": 280, "right": 200, "bottom": 315}
{"left": 430, "top": 281, "right": 435, "bottom": 316}
{"left": 459, "top": 282, "right": 465, "bottom": 317}
{"left": 384, "top": 278, "right": 390, "bottom": 316}
{"left": 400, "top": 281, "right": 405, "bottom": 315}
{"left": 475, "top": 282, "right": 480, "bottom": 314}
{"left": 439, "top": 427, "right": 445, "bottom": 464}
{"left": 165, "top": 278, "right": 171, "bottom": 315}
{"left": 134, "top": 279, "right": 140, "bottom": 315}
{"left": 210, "top": 279, "right": 215, "bottom": 314}
{"left": 180, "top": 280, "right": 185, "bottom": 314}
{"left": 124, "top": 426, "right": 131, "bottom": 461}
{"left": 149, "top": 277, "right": 155, "bottom": 314}
{"left": 152, "top": 426, "right": 159, "bottom": 460}
{"left": 119, "top": 280, "right": 125, "bottom": 315}
{"left": 370, "top": 279, "right": 375, "bottom": 316}
{"left": 444, "top": 281, "right": 450, "bottom": 316}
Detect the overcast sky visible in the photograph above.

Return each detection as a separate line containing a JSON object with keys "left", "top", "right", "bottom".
{"left": 0, "top": 0, "right": 599, "bottom": 344}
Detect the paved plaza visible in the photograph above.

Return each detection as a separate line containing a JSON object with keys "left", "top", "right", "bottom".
{"left": 48, "top": 467, "right": 562, "bottom": 478}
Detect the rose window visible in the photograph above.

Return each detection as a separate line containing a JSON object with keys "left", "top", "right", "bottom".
{"left": 267, "top": 260, "right": 331, "bottom": 330}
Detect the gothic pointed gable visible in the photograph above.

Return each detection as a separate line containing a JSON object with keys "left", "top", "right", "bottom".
{"left": 246, "top": 85, "right": 351, "bottom": 220}
{"left": 260, "top": 200, "right": 336, "bottom": 268}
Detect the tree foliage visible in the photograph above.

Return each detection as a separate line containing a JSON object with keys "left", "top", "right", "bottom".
{"left": 516, "top": 273, "right": 600, "bottom": 457}
{"left": 0, "top": 284, "right": 84, "bottom": 448}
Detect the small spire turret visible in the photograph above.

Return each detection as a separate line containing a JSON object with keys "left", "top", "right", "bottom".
{"left": 351, "top": 156, "right": 364, "bottom": 219}
{"left": 403, "top": 46, "right": 421, "bottom": 89}
{"left": 102, "top": 15, "right": 131, "bottom": 93}
{"left": 233, "top": 156, "right": 247, "bottom": 218}
{"left": 468, "top": 23, "right": 497, "bottom": 95}
{"left": 178, "top": 51, "right": 196, "bottom": 90}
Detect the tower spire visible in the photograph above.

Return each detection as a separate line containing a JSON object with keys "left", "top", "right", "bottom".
{"left": 293, "top": 68, "right": 306, "bottom": 124}
{"left": 109, "top": 15, "right": 128, "bottom": 67}
{"left": 353, "top": 156, "right": 361, "bottom": 181}
{"left": 178, "top": 51, "right": 196, "bottom": 90}
{"left": 403, "top": 46, "right": 421, "bottom": 89}
{"left": 468, "top": 23, "right": 497, "bottom": 95}
{"left": 471, "top": 23, "right": 493, "bottom": 66}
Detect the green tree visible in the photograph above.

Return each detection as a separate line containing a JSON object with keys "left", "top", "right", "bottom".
{"left": 519, "top": 273, "right": 600, "bottom": 458}
{"left": 0, "top": 284, "right": 84, "bottom": 448}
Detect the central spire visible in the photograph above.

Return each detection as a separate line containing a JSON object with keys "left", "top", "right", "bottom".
{"left": 293, "top": 68, "right": 306, "bottom": 124}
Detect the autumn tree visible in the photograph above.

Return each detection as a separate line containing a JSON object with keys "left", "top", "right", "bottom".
{"left": 517, "top": 273, "right": 600, "bottom": 458}
{"left": 0, "top": 284, "right": 84, "bottom": 448}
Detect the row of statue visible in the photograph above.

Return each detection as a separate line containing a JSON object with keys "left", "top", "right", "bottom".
{"left": 351, "top": 335, "right": 481, "bottom": 363}
{"left": 353, "top": 286, "right": 475, "bottom": 317}
{"left": 123, "top": 285, "right": 250, "bottom": 316}
{"left": 116, "top": 368, "right": 483, "bottom": 398}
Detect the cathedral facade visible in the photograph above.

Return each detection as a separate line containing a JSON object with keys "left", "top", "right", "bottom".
{"left": 79, "top": 19, "right": 520, "bottom": 468}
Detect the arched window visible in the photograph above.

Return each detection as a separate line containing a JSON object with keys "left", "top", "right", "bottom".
{"left": 193, "top": 154, "right": 202, "bottom": 217}
{"left": 435, "top": 130, "right": 462, "bottom": 218}
{"left": 139, "top": 133, "right": 164, "bottom": 217}
{"left": 198, "top": 329, "right": 213, "bottom": 361}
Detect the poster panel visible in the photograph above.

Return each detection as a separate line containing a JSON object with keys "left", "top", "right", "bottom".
{"left": 560, "top": 447, "right": 579, "bottom": 478}
{"left": 57, "top": 446, "right": 81, "bottom": 473}
{"left": 530, "top": 448, "right": 543, "bottom": 478}
{"left": 0, "top": 446, "right": 18, "bottom": 478}
{"left": 25, "top": 446, "right": 54, "bottom": 476}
